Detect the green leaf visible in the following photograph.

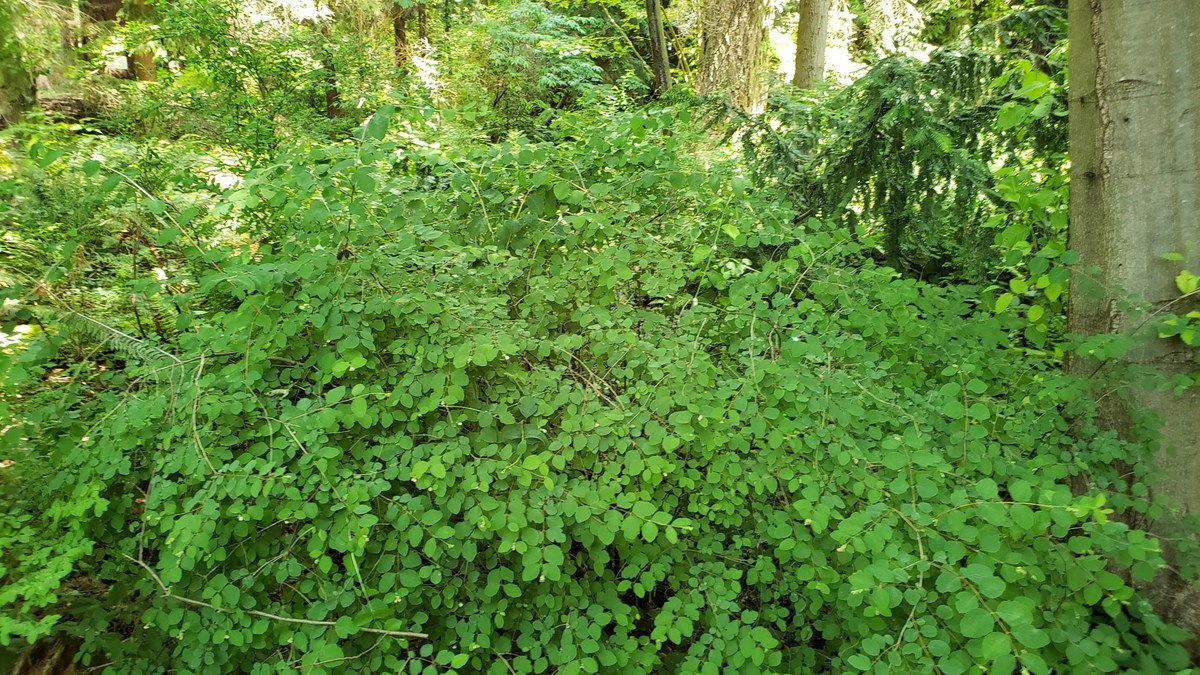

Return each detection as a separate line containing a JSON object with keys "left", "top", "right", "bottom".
{"left": 334, "top": 615, "right": 356, "bottom": 638}
{"left": 361, "top": 104, "right": 395, "bottom": 140}
{"left": 1010, "top": 624, "right": 1049, "bottom": 649}
{"left": 845, "top": 653, "right": 871, "bottom": 670}
{"left": 1175, "top": 270, "right": 1199, "bottom": 294}
{"left": 518, "top": 397, "right": 539, "bottom": 418}
{"left": 351, "top": 168, "right": 377, "bottom": 193}
{"left": 326, "top": 386, "right": 347, "bottom": 406}
{"left": 156, "top": 227, "right": 181, "bottom": 245}
{"left": 976, "top": 478, "right": 998, "bottom": 500}
{"left": 959, "top": 608, "right": 994, "bottom": 639}
{"left": 36, "top": 148, "right": 67, "bottom": 169}
{"left": 979, "top": 631, "right": 1010, "bottom": 660}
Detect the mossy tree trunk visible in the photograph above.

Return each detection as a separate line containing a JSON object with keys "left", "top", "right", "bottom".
{"left": 645, "top": 0, "right": 671, "bottom": 95}
{"left": 1067, "top": 0, "right": 1200, "bottom": 644}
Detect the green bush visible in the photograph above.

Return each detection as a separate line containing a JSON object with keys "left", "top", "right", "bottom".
{"left": 1, "top": 104, "right": 1190, "bottom": 673}
{"left": 438, "top": 1, "right": 605, "bottom": 138}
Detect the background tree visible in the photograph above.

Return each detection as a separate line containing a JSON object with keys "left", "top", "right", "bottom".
{"left": 791, "top": 0, "right": 829, "bottom": 88}
{"left": 695, "top": 0, "right": 771, "bottom": 110}
{"left": 81, "top": 0, "right": 122, "bottom": 70}
{"left": 0, "top": 0, "right": 35, "bottom": 126}
{"left": 392, "top": 1, "right": 411, "bottom": 68}
{"left": 645, "top": 0, "right": 671, "bottom": 93}
{"left": 1067, "top": 0, "right": 1200, "bottom": 642}
{"left": 126, "top": 0, "right": 155, "bottom": 81}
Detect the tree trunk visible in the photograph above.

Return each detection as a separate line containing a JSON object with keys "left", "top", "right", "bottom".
{"left": 392, "top": 3, "right": 409, "bottom": 69}
{"left": 418, "top": 2, "right": 428, "bottom": 42}
{"left": 79, "top": 0, "right": 121, "bottom": 62}
{"left": 792, "top": 0, "right": 828, "bottom": 89}
{"left": 315, "top": 23, "right": 339, "bottom": 118}
{"left": 127, "top": 0, "right": 154, "bottom": 81}
{"left": 83, "top": 0, "right": 121, "bottom": 23}
{"left": 0, "top": 0, "right": 35, "bottom": 127}
{"left": 645, "top": 0, "right": 671, "bottom": 94}
{"left": 695, "top": 0, "right": 771, "bottom": 112}
{"left": 1067, "top": 0, "right": 1200, "bottom": 645}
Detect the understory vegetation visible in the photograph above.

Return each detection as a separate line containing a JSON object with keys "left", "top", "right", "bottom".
{"left": 1, "top": 0, "right": 1196, "bottom": 673}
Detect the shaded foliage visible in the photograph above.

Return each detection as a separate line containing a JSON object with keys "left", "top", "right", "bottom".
{"left": 736, "top": 5, "right": 1066, "bottom": 283}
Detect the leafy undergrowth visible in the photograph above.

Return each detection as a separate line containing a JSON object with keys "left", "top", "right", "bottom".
{"left": 0, "top": 105, "right": 1190, "bottom": 673}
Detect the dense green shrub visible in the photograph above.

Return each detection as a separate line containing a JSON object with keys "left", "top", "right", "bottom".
{"left": 1, "top": 104, "right": 1190, "bottom": 673}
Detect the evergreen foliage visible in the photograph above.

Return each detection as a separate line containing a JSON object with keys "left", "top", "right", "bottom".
{"left": 736, "top": 6, "right": 1067, "bottom": 285}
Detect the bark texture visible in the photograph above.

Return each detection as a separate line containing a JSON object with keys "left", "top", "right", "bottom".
{"left": 645, "top": 0, "right": 672, "bottom": 94}
{"left": 1067, "top": 0, "right": 1200, "bottom": 645}
{"left": 791, "top": 0, "right": 829, "bottom": 89}
{"left": 695, "top": 0, "right": 771, "bottom": 112}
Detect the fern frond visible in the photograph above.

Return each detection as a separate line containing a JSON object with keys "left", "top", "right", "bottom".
{"left": 56, "top": 309, "right": 182, "bottom": 366}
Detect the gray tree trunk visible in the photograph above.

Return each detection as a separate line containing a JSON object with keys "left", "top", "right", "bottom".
{"left": 696, "top": 0, "right": 771, "bottom": 112}
{"left": 791, "top": 0, "right": 828, "bottom": 89}
{"left": 645, "top": 0, "right": 671, "bottom": 95}
{"left": 1067, "top": 0, "right": 1200, "bottom": 644}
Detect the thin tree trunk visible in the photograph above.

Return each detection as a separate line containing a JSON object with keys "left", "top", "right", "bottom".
{"left": 645, "top": 0, "right": 671, "bottom": 94}
{"left": 792, "top": 0, "right": 828, "bottom": 89}
{"left": 695, "top": 0, "right": 772, "bottom": 111}
{"left": 392, "top": 3, "right": 409, "bottom": 69}
{"left": 318, "top": 25, "right": 339, "bottom": 117}
{"left": 418, "top": 2, "right": 428, "bottom": 42}
{"left": 1067, "top": 0, "right": 1200, "bottom": 647}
